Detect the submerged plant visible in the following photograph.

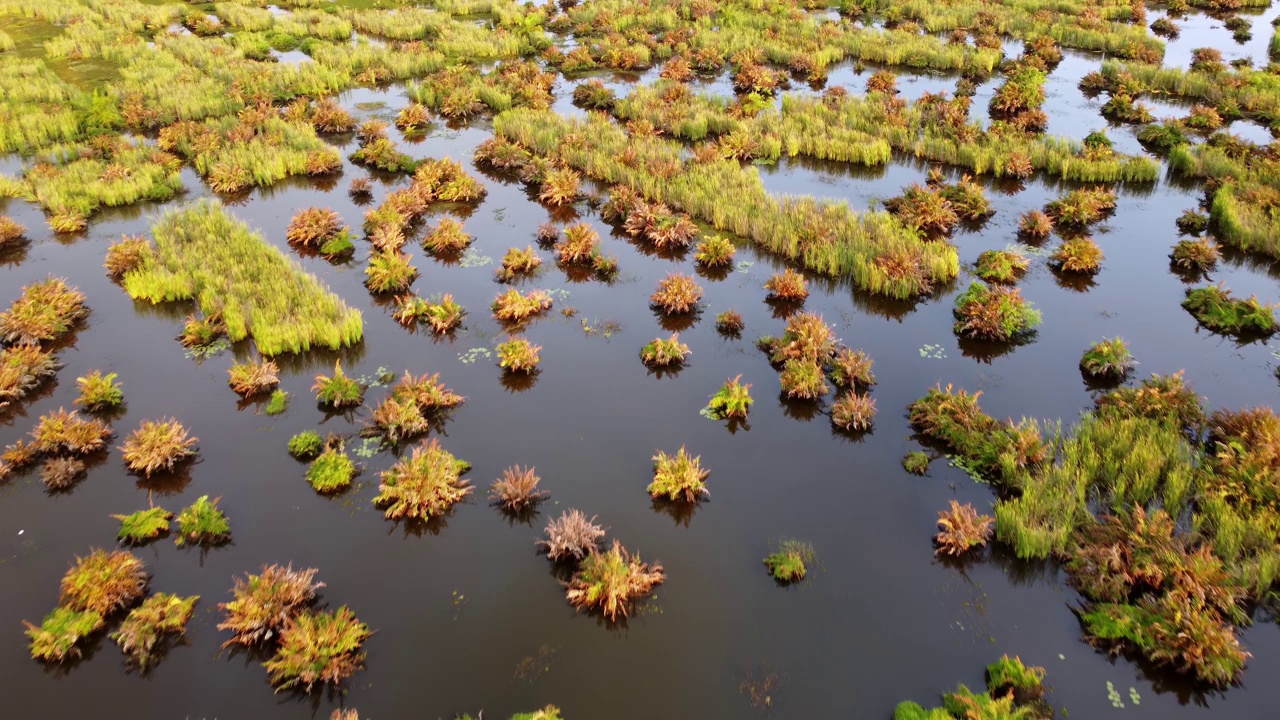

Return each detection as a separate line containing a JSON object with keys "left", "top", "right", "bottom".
{"left": 313, "top": 361, "right": 364, "bottom": 408}
{"left": 650, "top": 446, "right": 710, "bottom": 503}
{"left": 114, "top": 507, "right": 173, "bottom": 545}
{"left": 263, "top": 606, "right": 371, "bottom": 692}
{"left": 174, "top": 495, "right": 230, "bottom": 547}
{"left": 307, "top": 446, "right": 355, "bottom": 494}
{"left": 705, "top": 375, "right": 752, "bottom": 420}
{"left": 218, "top": 565, "right": 324, "bottom": 648}
{"left": 120, "top": 419, "right": 197, "bottom": 476}
{"left": 228, "top": 358, "right": 280, "bottom": 397}
{"left": 374, "top": 438, "right": 472, "bottom": 521}
{"left": 1080, "top": 338, "right": 1136, "bottom": 380}
{"left": 74, "top": 371, "right": 123, "bottom": 411}
{"left": 60, "top": 548, "right": 148, "bottom": 615}
{"left": 1182, "top": 286, "right": 1278, "bottom": 336}
{"left": 934, "top": 500, "right": 994, "bottom": 557}
{"left": 640, "top": 334, "right": 690, "bottom": 367}
{"left": 763, "top": 539, "right": 815, "bottom": 584}
{"left": 538, "top": 509, "right": 605, "bottom": 563}
{"left": 25, "top": 608, "right": 104, "bottom": 663}
{"left": 488, "top": 465, "right": 549, "bottom": 512}
{"left": 113, "top": 593, "right": 198, "bottom": 671}
{"left": 564, "top": 540, "right": 664, "bottom": 621}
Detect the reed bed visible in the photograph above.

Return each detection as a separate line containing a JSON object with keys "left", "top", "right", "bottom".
{"left": 18, "top": 139, "right": 182, "bottom": 231}
{"left": 1099, "top": 60, "right": 1280, "bottom": 127}
{"left": 121, "top": 200, "right": 363, "bottom": 355}
{"left": 159, "top": 114, "right": 340, "bottom": 194}
{"left": 495, "top": 109, "right": 955, "bottom": 299}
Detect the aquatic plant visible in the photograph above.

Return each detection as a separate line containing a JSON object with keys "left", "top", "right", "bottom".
{"left": 121, "top": 419, "right": 197, "bottom": 476}
{"left": 496, "top": 246, "right": 542, "bottom": 282}
{"left": 365, "top": 251, "right": 418, "bottom": 294}
{"left": 41, "top": 457, "right": 86, "bottom": 490}
{"left": 694, "top": 235, "right": 736, "bottom": 268}
{"left": 498, "top": 337, "right": 542, "bottom": 373}
{"left": 902, "top": 452, "right": 930, "bottom": 476}
{"left": 538, "top": 509, "right": 605, "bottom": 563}
{"left": 974, "top": 250, "right": 1029, "bottom": 284}
{"left": 564, "top": 540, "right": 664, "bottom": 621}
{"left": 0, "top": 276, "right": 88, "bottom": 345}
{"left": 935, "top": 500, "right": 994, "bottom": 557}
{"left": 764, "top": 269, "right": 808, "bottom": 302}
{"left": 0, "top": 216, "right": 24, "bottom": 247}
{"left": 650, "top": 273, "right": 703, "bottom": 315}
{"left": 716, "top": 310, "right": 744, "bottom": 334}
{"left": 313, "top": 361, "right": 364, "bottom": 408}
{"left": 368, "top": 394, "right": 429, "bottom": 444}
{"left": 395, "top": 103, "right": 432, "bottom": 133}
{"left": 228, "top": 358, "right": 280, "bottom": 397}
{"left": 831, "top": 392, "right": 877, "bottom": 431}
{"left": 60, "top": 548, "right": 148, "bottom": 615}
{"left": 539, "top": 167, "right": 580, "bottom": 206}
{"left": 307, "top": 446, "right": 355, "bottom": 494}
{"left": 174, "top": 495, "right": 230, "bottom": 547}
{"left": 351, "top": 137, "right": 418, "bottom": 173}
{"left": 114, "top": 507, "right": 173, "bottom": 545}
{"left": 705, "top": 375, "right": 752, "bottom": 420}
{"left": 264, "top": 390, "right": 289, "bottom": 416}
{"left": 649, "top": 446, "right": 710, "bottom": 503}
{"left": 396, "top": 294, "right": 466, "bottom": 333}
{"left": 31, "top": 408, "right": 111, "bottom": 455}
{"left": 1045, "top": 187, "right": 1116, "bottom": 226}
{"left": 1080, "top": 338, "right": 1136, "bottom": 380}
{"left": 952, "top": 282, "right": 1041, "bottom": 341}
{"left": 1017, "top": 210, "right": 1053, "bottom": 240}
{"left": 180, "top": 313, "right": 225, "bottom": 349}
{"left": 883, "top": 183, "right": 958, "bottom": 235}
{"left": 554, "top": 223, "right": 600, "bottom": 264}
{"left": 104, "top": 236, "right": 153, "bottom": 280}
{"left": 828, "top": 347, "right": 875, "bottom": 389}
{"left": 939, "top": 176, "right": 993, "bottom": 221}
{"left": 1176, "top": 210, "right": 1209, "bottom": 235}
{"left": 640, "top": 334, "right": 690, "bottom": 367}
{"left": 113, "top": 593, "right": 198, "bottom": 671}
{"left": 286, "top": 208, "right": 346, "bottom": 251}
{"left": 122, "top": 202, "right": 363, "bottom": 355}
{"left": 1094, "top": 372, "right": 1205, "bottom": 429}
{"left": 1050, "top": 238, "right": 1104, "bottom": 274}
{"left": 74, "top": 371, "right": 123, "bottom": 412}
{"left": 374, "top": 438, "right": 472, "bottom": 521}
{"left": 288, "top": 431, "right": 325, "bottom": 461}
{"left": 1182, "top": 286, "right": 1278, "bottom": 336}
{"left": 263, "top": 607, "right": 371, "bottom": 692}
{"left": 0, "top": 344, "right": 60, "bottom": 411}
{"left": 492, "top": 288, "right": 553, "bottom": 324}
{"left": 1170, "top": 237, "right": 1220, "bottom": 271}
{"left": 763, "top": 539, "right": 815, "bottom": 583}
{"left": 907, "top": 385, "right": 1049, "bottom": 483}
{"left": 218, "top": 564, "right": 323, "bottom": 648}
{"left": 423, "top": 217, "right": 472, "bottom": 254}
{"left": 488, "top": 465, "right": 549, "bottom": 512}
{"left": 985, "top": 655, "right": 1045, "bottom": 701}
{"left": 25, "top": 608, "right": 104, "bottom": 664}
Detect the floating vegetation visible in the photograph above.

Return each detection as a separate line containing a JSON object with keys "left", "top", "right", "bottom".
{"left": 1182, "top": 285, "right": 1278, "bottom": 337}
{"left": 763, "top": 539, "right": 815, "bottom": 584}
{"left": 313, "top": 361, "right": 364, "bottom": 408}
{"left": 218, "top": 564, "right": 323, "bottom": 649}
{"left": 934, "top": 500, "right": 994, "bottom": 557}
{"left": 423, "top": 217, "right": 472, "bottom": 255}
{"left": 122, "top": 202, "right": 363, "bottom": 355}
{"left": 59, "top": 548, "right": 148, "bottom": 616}
{"left": 0, "top": 344, "right": 61, "bottom": 410}
{"left": 113, "top": 593, "right": 198, "bottom": 671}
{"left": 650, "top": 273, "right": 703, "bottom": 315}
{"left": 498, "top": 337, "right": 542, "bottom": 373}
{"left": 1170, "top": 237, "right": 1220, "bottom": 272}
{"left": 564, "top": 540, "right": 664, "bottom": 621}
{"left": 307, "top": 445, "right": 356, "bottom": 494}
{"left": 174, "top": 495, "right": 230, "bottom": 547}
{"left": 715, "top": 310, "right": 744, "bottom": 335}
{"left": 952, "top": 282, "right": 1041, "bottom": 342}
{"left": 496, "top": 246, "right": 542, "bottom": 282}
{"left": 287, "top": 208, "right": 353, "bottom": 260}
{"left": 488, "top": 465, "right": 549, "bottom": 513}
{"left": 493, "top": 288, "right": 552, "bottom": 324}
{"left": 31, "top": 408, "right": 111, "bottom": 455}
{"left": 828, "top": 348, "right": 875, "bottom": 389}
{"left": 895, "top": 656, "right": 1050, "bottom": 719}
{"left": 120, "top": 419, "right": 197, "bottom": 477}
{"left": 374, "top": 438, "right": 472, "bottom": 521}
{"left": 831, "top": 393, "right": 877, "bottom": 432}
{"left": 40, "top": 457, "right": 86, "bottom": 490}
{"left": 228, "top": 358, "right": 280, "bottom": 397}
{"left": 705, "top": 375, "right": 752, "bottom": 421}
{"left": 764, "top": 269, "right": 808, "bottom": 303}
{"left": 74, "top": 371, "right": 123, "bottom": 412}
{"left": 1050, "top": 237, "right": 1104, "bottom": 275}
{"left": 113, "top": 507, "right": 173, "bottom": 545}
{"left": 1080, "top": 338, "right": 1136, "bottom": 380}
{"left": 264, "top": 389, "right": 289, "bottom": 416}
{"left": 974, "top": 249, "right": 1029, "bottom": 284}
{"left": 0, "top": 276, "right": 88, "bottom": 345}
{"left": 695, "top": 235, "right": 736, "bottom": 268}
{"left": 640, "top": 334, "right": 689, "bottom": 368}
{"left": 538, "top": 509, "right": 605, "bottom": 564}
{"left": 263, "top": 606, "right": 371, "bottom": 692}
{"left": 902, "top": 452, "right": 930, "bottom": 476}
{"left": 288, "top": 431, "right": 324, "bottom": 461}
{"left": 649, "top": 446, "right": 710, "bottom": 503}
{"left": 25, "top": 607, "right": 104, "bottom": 664}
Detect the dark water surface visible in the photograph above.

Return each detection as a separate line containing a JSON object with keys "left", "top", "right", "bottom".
{"left": 4, "top": 10, "right": 1280, "bottom": 720}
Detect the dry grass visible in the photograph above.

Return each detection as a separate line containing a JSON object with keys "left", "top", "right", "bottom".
{"left": 564, "top": 540, "right": 664, "bottom": 621}
{"left": 934, "top": 500, "right": 994, "bottom": 556}
{"left": 538, "top": 509, "right": 605, "bottom": 563}
{"left": 119, "top": 419, "right": 197, "bottom": 476}
{"left": 488, "top": 465, "right": 549, "bottom": 512}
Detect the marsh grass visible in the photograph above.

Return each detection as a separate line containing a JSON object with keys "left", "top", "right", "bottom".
{"left": 538, "top": 509, "right": 605, "bottom": 563}
{"left": 160, "top": 116, "right": 340, "bottom": 193}
{"left": 288, "top": 431, "right": 325, "bottom": 461}
{"left": 496, "top": 246, "right": 541, "bottom": 282}
{"left": 649, "top": 446, "right": 709, "bottom": 503}
{"left": 764, "top": 269, "right": 808, "bottom": 302}
{"left": 60, "top": 548, "right": 148, "bottom": 616}
{"left": 952, "top": 282, "right": 1041, "bottom": 342}
{"left": 763, "top": 539, "right": 815, "bottom": 584}
{"left": 174, "top": 495, "right": 230, "bottom": 547}
{"left": 1050, "top": 237, "right": 1104, "bottom": 274}
{"left": 828, "top": 347, "right": 875, "bottom": 389}
{"left": 104, "top": 236, "right": 152, "bottom": 280}
{"left": 180, "top": 313, "right": 226, "bottom": 349}
{"left": 492, "top": 288, "right": 552, "bottom": 324}
{"left": 25, "top": 608, "right": 104, "bottom": 664}
{"left": 395, "top": 294, "right": 465, "bottom": 334}
{"left": 75, "top": 371, "right": 123, "bottom": 412}
{"left": 488, "top": 465, "right": 549, "bottom": 513}
{"left": 41, "top": 457, "right": 87, "bottom": 490}
{"left": 716, "top": 310, "right": 744, "bottom": 335}
{"left": 695, "top": 235, "right": 736, "bottom": 268}
{"left": 264, "top": 607, "right": 371, "bottom": 692}
{"left": 1080, "top": 338, "right": 1136, "bottom": 380}
{"left": 0, "top": 216, "right": 25, "bottom": 248}
{"left": 0, "top": 344, "right": 60, "bottom": 411}
{"left": 228, "top": 358, "right": 280, "bottom": 397}
{"left": 123, "top": 202, "right": 363, "bottom": 355}
{"left": 264, "top": 390, "right": 289, "bottom": 416}
{"left": 1171, "top": 237, "right": 1220, "bottom": 272}
{"left": 974, "top": 249, "right": 1029, "bottom": 284}
{"left": 497, "top": 337, "right": 542, "bottom": 373}
{"left": 374, "top": 438, "right": 472, "bottom": 521}
{"left": 113, "top": 593, "right": 198, "bottom": 671}
{"left": 114, "top": 507, "right": 172, "bottom": 545}
{"left": 32, "top": 408, "right": 111, "bottom": 455}
{"left": 218, "top": 564, "right": 323, "bottom": 648}
{"left": 935, "top": 500, "right": 994, "bottom": 556}
{"left": 902, "top": 451, "right": 930, "bottom": 476}
{"left": 705, "top": 375, "right": 752, "bottom": 420}
{"left": 307, "top": 445, "right": 355, "bottom": 494}
{"left": 640, "top": 334, "right": 690, "bottom": 368}
{"left": 422, "top": 217, "right": 472, "bottom": 255}
{"left": 1182, "top": 285, "right": 1278, "bottom": 336}
{"left": 564, "top": 540, "right": 663, "bottom": 621}
{"left": 0, "top": 276, "right": 87, "bottom": 345}
{"left": 313, "top": 361, "right": 364, "bottom": 408}
{"left": 365, "top": 251, "right": 418, "bottom": 294}
{"left": 650, "top": 273, "right": 703, "bottom": 314}
{"left": 831, "top": 392, "right": 876, "bottom": 431}
{"left": 120, "top": 419, "right": 197, "bottom": 477}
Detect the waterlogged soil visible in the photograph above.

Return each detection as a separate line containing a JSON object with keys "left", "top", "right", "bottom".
{"left": 4, "top": 11, "right": 1280, "bottom": 720}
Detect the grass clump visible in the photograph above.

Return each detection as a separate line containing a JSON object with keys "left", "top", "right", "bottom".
{"left": 716, "top": 310, "right": 744, "bottom": 335}
{"left": 650, "top": 273, "right": 703, "bottom": 314}
{"left": 883, "top": 183, "right": 958, "bottom": 236}
{"left": 1171, "top": 237, "right": 1220, "bottom": 272}
{"left": 488, "top": 465, "right": 549, "bottom": 513}
{"left": 113, "top": 507, "right": 172, "bottom": 545}
{"left": 974, "top": 249, "right": 1029, "bottom": 284}
{"left": 113, "top": 593, "right": 198, "bottom": 671}
{"left": 705, "top": 375, "right": 752, "bottom": 420}
{"left": 122, "top": 202, "right": 363, "bottom": 355}
{"left": 764, "top": 269, "right": 809, "bottom": 302}
{"left": 831, "top": 393, "right": 877, "bottom": 431}
{"left": 228, "top": 358, "right": 280, "bottom": 397}
{"left": 564, "top": 540, "right": 664, "bottom": 621}
{"left": 492, "top": 289, "right": 552, "bottom": 324}
{"left": 104, "top": 236, "right": 153, "bottom": 280}
{"left": 307, "top": 446, "right": 355, "bottom": 494}
{"left": 538, "top": 509, "right": 605, "bottom": 563}
{"left": 0, "top": 345, "right": 60, "bottom": 410}
{"left": 985, "top": 655, "right": 1045, "bottom": 701}
{"left": 174, "top": 495, "right": 230, "bottom": 547}
{"left": 1080, "top": 338, "right": 1136, "bottom": 380}
{"left": 75, "top": 371, "right": 123, "bottom": 411}
{"left": 41, "top": 457, "right": 86, "bottom": 490}
{"left": 1017, "top": 210, "right": 1053, "bottom": 240}
{"left": 25, "top": 608, "right": 104, "bottom": 664}
{"left": 0, "top": 276, "right": 88, "bottom": 345}
{"left": 1050, "top": 237, "right": 1104, "bottom": 274}
{"left": 496, "top": 246, "right": 541, "bottom": 282}
{"left": 1182, "top": 285, "right": 1278, "bottom": 336}
{"left": 649, "top": 446, "right": 710, "bottom": 503}
{"left": 31, "top": 408, "right": 111, "bottom": 455}
{"left": 828, "top": 347, "right": 875, "bottom": 389}
{"left": 640, "top": 334, "right": 690, "bottom": 368}
{"left": 902, "top": 451, "right": 930, "bottom": 476}
{"left": 286, "top": 208, "right": 349, "bottom": 255}
{"left": 497, "top": 337, "right": 542, "bottom": 373}
{"left": 1045, "top": 187, "right": 1116, "bottom": 226}
{"left": 218, "top": 564, "right": 323, "bottom": 648}
{"left": 0, "top": 216, "right": 25, "bottom": 247}
{"left": 365, "top": 251, "right": 417, "bottom": 294}
{"left": 953, "top": 282, "right": 1041, "bottom": 342}
{"left": 397, "top": 294, "right": 465, "bottom": 334}
{"left": 180, "top": 313, "right": 225, "bottom": 349}
{"left": 695, "top": 235, "right": 736, "bottom": 268}
{"left": 60, "top": 548, "right": 148, "bottom": 615}
{"left": 763, "top": 539, "right": 815, "bottom": 584}
{"left": 264, "top": 390, "right": 289, "bottom": 416}
{"left": 422, "top": 217, "right": 472, "bottom": 254}
{"left": 288, "top": 431, "right": 324, "bottom": 460}
{"left": 313, "top": 361, "right": 364, "bottom": 408}
{"left": 120, "top": 419, "right": 197, "bottom": 476}
{"left": 935, "top": 500, "right": 994, "bottom": 557}
{"left": 374, "top": 438, "right": 472, "bottom": 521}
{"left": 263, "top": 607, "right": 371, "bottom": 692}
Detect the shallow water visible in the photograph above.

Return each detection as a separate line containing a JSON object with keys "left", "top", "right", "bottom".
{"left": 3, "top": 10, "right": 1280, "bottom": 720}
